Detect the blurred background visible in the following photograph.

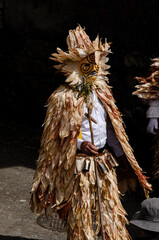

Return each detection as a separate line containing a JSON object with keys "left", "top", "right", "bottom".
{"left": 1, "top": 0, "right": 159, "bottom": 173}
{"left": 0, "top": 1, "right": 159, "bottom": 239}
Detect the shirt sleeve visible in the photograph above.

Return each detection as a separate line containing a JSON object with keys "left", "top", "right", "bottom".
{"left": 77, "top": 138, "right": 84, "bottom": 150}
{"left": 146, "top": 100, "right": 159, "bottom": 118}
{"left": 107, "top": 117, "right": 124, "bottom": 157}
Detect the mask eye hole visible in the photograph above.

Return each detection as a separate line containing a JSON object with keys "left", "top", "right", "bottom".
{"left": 80, "top": 63, "right": 93, "bottom": 74}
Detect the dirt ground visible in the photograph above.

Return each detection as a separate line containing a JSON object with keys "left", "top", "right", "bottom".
{"left": 0, "top": 120, "right": 146, "bottom": 240}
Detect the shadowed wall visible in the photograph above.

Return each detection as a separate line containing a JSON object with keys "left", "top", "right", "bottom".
{"left": 0, "top": 0, "right": 159, "bottom": 175}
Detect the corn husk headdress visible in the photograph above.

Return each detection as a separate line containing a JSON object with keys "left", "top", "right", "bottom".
{"left": 133, "top": 58, "right": 159, "bottom": 100}
{"left": 50, "top": 25, "right": 112, "bottom": 87}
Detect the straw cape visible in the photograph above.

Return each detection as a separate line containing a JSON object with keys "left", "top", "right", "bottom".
{"left": 133, "top": 58, "right": 159, "bottom": 180}
{"left": 30, "top": 26, "right": 152, "bottom": 240}
{"left": 133, "top": 58, "right": 159, "bottom": 100}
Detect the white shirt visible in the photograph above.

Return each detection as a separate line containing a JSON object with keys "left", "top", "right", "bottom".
{"left": 77, "top": 91, "right": 124, "bottom": 157}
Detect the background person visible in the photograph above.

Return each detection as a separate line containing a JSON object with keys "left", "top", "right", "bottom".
{"left": 130, "top": 198, "right": 159, "bottom": 240}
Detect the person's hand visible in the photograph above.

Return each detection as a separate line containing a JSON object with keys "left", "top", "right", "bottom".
{"left": 80, "top": 141, "right": 98, "bottom": 155}
{"left": 147, "top": 118, "right": 158, "bottom": 135}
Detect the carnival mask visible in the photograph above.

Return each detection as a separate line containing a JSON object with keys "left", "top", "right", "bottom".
{"left": 79, "top": 53, "right": 99, "bottom": 82}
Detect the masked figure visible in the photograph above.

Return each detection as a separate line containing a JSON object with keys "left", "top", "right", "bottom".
{"left": 30, "top": 26, "right": 151, "bottom": 240}
{"left": 133, "top": 58, "right": 159, "bottom": 181}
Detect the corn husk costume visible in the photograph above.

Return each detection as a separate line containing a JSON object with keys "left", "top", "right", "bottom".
{"left": 30, "top": 26, "right": 152, "bottom": 240}
{"left": 133, "top": 58, "right": 159, "bottom": 179}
